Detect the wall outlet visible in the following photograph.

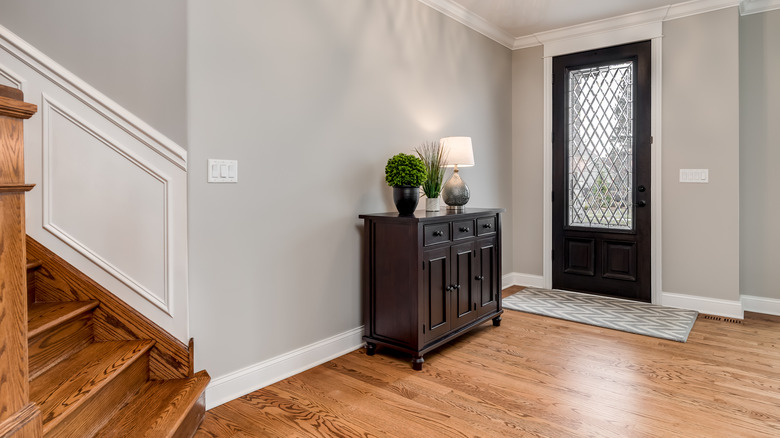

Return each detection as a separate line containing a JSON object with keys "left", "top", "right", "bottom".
{"left": 208, "top": 159, "right": 238, "bottom": 183}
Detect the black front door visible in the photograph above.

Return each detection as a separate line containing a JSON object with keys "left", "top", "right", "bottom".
{"left": 552, "top": 41, "right": 651, "bottom": 302}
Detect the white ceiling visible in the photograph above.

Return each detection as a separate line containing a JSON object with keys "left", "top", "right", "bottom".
{"left": 419, "top": 0, "right": 779, "bottom": 48}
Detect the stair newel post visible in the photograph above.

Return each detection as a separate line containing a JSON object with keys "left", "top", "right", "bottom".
{"left": 0, "top": 85, "right": 41, "bottom": 438}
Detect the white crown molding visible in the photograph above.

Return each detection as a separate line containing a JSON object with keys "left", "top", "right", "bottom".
{"left": 533, "top": 6, "right": 669, "bottom": 48}
{"left": 739, "top": 0, "right": 780, "bottom": 14}
{"left": 42, "top": 94, "right": 174, "bottom": 316}
{"left": 206, "top": 326, "right": 364, "bottom": 410}
{"left": 0, "top": 24, "right": 187, "bottom": 169}
{"left": 421, "top": 0, "right": 747, "bottom": 51}
{"left": 666, "top": 0, "right": 739, "bottom": 21}
{"left": 416, "top": 0, "right": 515, "bottom": 49}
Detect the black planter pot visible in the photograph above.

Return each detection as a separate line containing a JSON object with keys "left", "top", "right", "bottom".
{"left": 393, "top": 186, "right": 419, "bottom": 215}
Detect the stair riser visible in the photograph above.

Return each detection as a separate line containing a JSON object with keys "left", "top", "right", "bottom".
{"left": 45, "top": 354, "right": 149, "bottom": 438}
{"left": 172, "top": 393, "right": 206, "bottom": 438}
{"left": 27, "top": 268, "right": 36, "bottom": 307}
{"left": 28, "top": 314, "right": 93, "bottom": 380}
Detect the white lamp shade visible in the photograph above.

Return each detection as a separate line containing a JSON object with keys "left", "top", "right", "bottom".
{"left": 440, "top": 137, "right": 475, "bottom": 167}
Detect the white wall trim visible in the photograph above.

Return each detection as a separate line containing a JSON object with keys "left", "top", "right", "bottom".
{"left": 667, "top": 0, "right": 740, "bottom": 21}
{"left": 418, "top": 0, "right": 744, "bottom": 51}
{"left": 738, "top": 0, "right": 780, "bottom": 15}
{"left": 0, "top": 24, "right": 186, "bottom": 169}
{"left": 416, "top": 0, "right": 515, "bottom": 48}
{"left": 662, "top": 292, "right": 744, "bottom": 319}
{"left": 206, "top": 326, "right": 365, "bottom": 410}
{"left": 541, "top": 20, "right": 664, "bottom": 303}
{"left": 537, "top": 7, "right": 666, "bottom": 56}
{"left": 741, "top": 295, "right": 780, "bottom": 316}
{"left": 41, "top": 95, "right": 173, "bottom": 315}
{"left": 542, "top": 56, "right": 553, "bottom": 291}
{"left": 1, "top": 27, "right": 190, "bottom": 342}
{"left": 651, "top": 37, "right": 664, "bottom": 305}
{"left": 503, "top": 272, "right": 545, "bottom": 289}
{"left": 0, "top": 61, "right": 24, "bottom": 90}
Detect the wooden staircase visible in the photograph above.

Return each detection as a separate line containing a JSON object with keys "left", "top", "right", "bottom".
{"left": 0, "top": 85, "right": 207, "bottom": 438}
{"left": 25, "top": 237, "right": 210, "bottom": 438}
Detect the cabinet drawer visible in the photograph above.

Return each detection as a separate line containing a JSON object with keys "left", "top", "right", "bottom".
{"left": 423, "top": 223, "right": 451, "bottom": 246}
{"left": 477, "top": 216, "right": 497, "bottom": 235}
{"left": 452, "top": 220, "right": 475, "bottom": 240}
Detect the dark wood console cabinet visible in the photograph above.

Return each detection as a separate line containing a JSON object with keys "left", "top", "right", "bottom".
{"left": 359, "top": 208, "right": 504, "bottom": 370}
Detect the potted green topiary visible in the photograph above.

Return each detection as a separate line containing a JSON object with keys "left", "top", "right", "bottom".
{"left": 385, "top": 153, "right": 426, "bottom": 215}
{"left": 415, "top": 140, "right": 448, "bottom": 212}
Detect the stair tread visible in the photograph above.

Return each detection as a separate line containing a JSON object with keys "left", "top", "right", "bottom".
{"left": 30, "top": 339, "right": 155, "bottom": 432}
{"left": 26, "top": 259, "right": 42, "bottom": 271}
{"left": 28, "top": 300, "right": 99, "bottom": 338}
{"left": 95, "top": 370, "right": 210, "bottom": 437}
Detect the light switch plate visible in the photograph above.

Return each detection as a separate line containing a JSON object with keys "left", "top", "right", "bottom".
{"left": 680, "top": 169, "right": 708, "bottom": 183}
{"left": 208, "top": 159, "right": 238, "bottom": 183}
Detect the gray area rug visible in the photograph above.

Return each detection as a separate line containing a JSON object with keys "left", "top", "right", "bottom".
{"left": 504, "top": 287, "right": 698, "bottom": 342}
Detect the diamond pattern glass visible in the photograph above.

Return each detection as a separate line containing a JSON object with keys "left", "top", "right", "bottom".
{"left": 567, "top": 61, "right": 634, "bottom": 230}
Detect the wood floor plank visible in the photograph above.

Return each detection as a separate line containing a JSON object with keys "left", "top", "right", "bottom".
{"left": 198, "top": 298, "right": 780, "bottom": 437}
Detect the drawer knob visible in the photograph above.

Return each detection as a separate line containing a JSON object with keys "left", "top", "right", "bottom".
{"left": 433, "top": 230, "right": 443, "bottom": 237}
{"left": 483, "top": 223, "right": 492, "bottom": 229}
{"left": 446, "top": 285, "right": 453, "bottom": 291}
{"left": 455, "top": 284, "right": 461, "bottom": 289}
{"left": 459, "top": 227, "right": 470, "bottom": 232}
{"left": 475, "top": 275, "right": 484, "bottom": 281}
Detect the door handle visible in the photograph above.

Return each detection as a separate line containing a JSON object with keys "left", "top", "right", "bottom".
{"left": 635, "top": 200, "right": 647, "bottom": 207}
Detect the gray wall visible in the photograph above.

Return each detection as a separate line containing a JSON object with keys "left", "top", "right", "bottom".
{"left": 0, "top": 0, "right": 188, "bottom": 146}
{"left": 662, "top": 8, "right": 740, "bottom": 301}
{"left": 511, "top": 45, "right": 544, "bottom": 277}
{"left": 187, "top": 0, "right": 512, "bottom": 377}
{"left": 740, "top": 9, "right": 780, "bottom": 300}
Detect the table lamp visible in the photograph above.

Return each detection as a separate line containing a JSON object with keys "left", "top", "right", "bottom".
{"left": 440, "top": 136, "right": 474, "bottom": 212}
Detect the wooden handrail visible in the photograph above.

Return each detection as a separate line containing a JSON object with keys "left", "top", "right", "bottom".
{"left": 0, "top": 84, "right": 41, "bottom": 438}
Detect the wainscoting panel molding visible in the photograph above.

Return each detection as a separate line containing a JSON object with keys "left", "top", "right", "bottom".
{"left": 0, "top": 25, "right": 189, "bottom": 342}
{"left": 206, "top": 327, "right": 365, "bottom": 410}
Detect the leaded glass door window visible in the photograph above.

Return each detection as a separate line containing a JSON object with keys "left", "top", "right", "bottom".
{"left": 567, "top": 62, "right": 633, "bottom": 230}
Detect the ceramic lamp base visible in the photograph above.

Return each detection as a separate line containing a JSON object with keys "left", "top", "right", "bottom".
{"left": 442, "top": 168, "right": 470, "bottom": 210}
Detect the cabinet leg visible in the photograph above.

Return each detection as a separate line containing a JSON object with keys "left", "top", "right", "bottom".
{"left": 412, "top": 356, "right": 424, "bottom": 371}
{"left": 365, "top": 342, "right": 376, "bottom": 356}
{"left": 492, "top": 315, "right": 502, "bottom": 327}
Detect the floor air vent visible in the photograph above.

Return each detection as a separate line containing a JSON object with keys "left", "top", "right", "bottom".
{"left": 700, "top": 314, "right": 743, "bottom": 324}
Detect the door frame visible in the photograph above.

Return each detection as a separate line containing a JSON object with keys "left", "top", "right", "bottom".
{"left": 541, "top": 29, "right": 664, "bottom": 305}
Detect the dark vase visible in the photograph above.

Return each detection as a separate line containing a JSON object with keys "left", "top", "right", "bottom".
{"left": 393, "top": 186, "right": 419, "bottom": 215}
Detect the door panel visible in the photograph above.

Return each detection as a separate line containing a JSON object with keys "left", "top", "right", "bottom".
{"left": 476, "top": 237, "right": 499, "bottom": 317}
{"left": 451, "top": 242, "right": 476, "bottom": 328}
{"left": 423, "top": 247, "right": 450, "bottom": 342}
{"left": 553, "top": 41, "right": 651, "bottom": 302}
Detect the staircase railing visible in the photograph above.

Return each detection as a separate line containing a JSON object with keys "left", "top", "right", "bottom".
{"left": 0, "top": 25, "right": 190, "bottom": 342}
{"left": 0, "top": 85, "right": 41, "bottom": 438}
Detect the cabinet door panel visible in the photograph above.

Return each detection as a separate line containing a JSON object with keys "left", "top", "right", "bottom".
{"left": 423, "top": 247, "right": 451, "bottom": 342}
{"left": 451, "top": 242, "right": 477, "bottom": 329}
{"left": 476, "top": 237, "right": 499, "bottom": 317}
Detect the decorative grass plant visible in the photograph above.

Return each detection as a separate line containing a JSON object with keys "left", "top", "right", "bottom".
{"left": 415, "top": 141, "right": 448, "bottom": 198}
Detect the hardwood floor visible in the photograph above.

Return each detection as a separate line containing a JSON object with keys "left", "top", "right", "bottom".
{"left": 197, "top": 286, "right": 780, "bottom": 437}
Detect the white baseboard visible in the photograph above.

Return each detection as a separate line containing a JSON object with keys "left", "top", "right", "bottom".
{"left": 661, "top": 291, "right": 744, "bottom": 319}
{"left": 741, "top": 295, "right": 780, "bottom": 317}
{"left": 502, "top": 272, "right": 545, "bottom": 289}
{"left": 205, "top": 326, "right": 364, "bottom": 410}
